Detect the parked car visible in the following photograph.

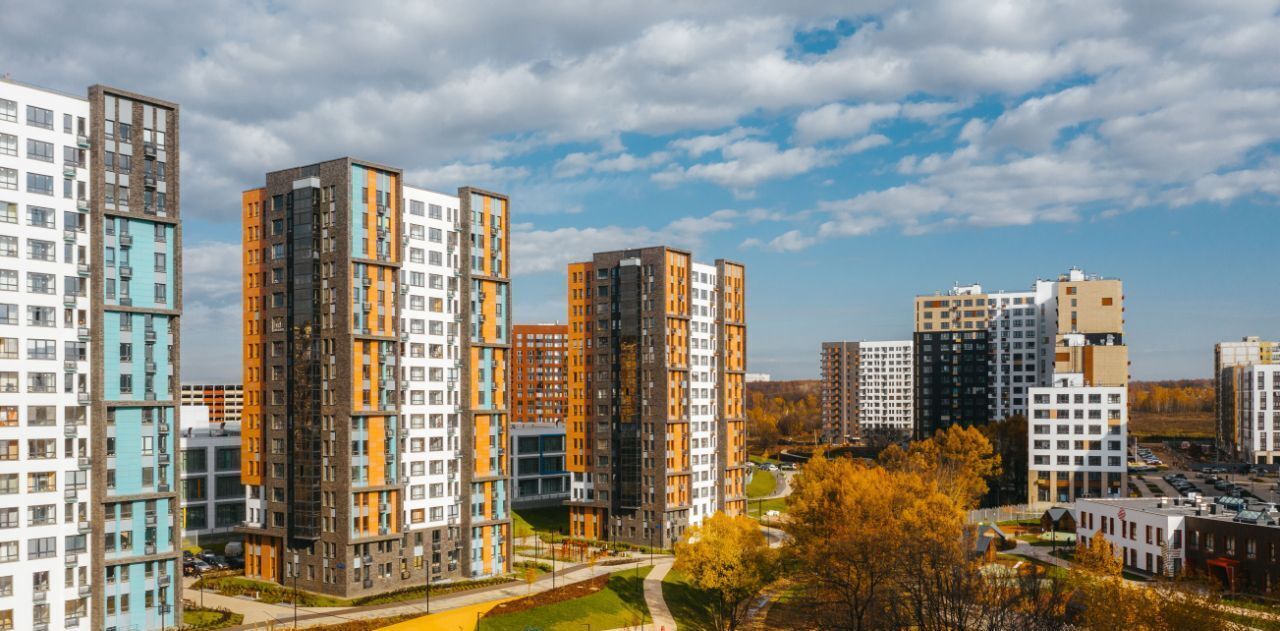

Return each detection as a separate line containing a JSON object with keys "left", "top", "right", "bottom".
{"left": 184, "top": 559, "right": 211, "bottom": 576}
{"left": 226, "top": 556, "right": 245, "bottom": 570}
{"left": 201, "top": 554, "right": 229, "bottom": 570}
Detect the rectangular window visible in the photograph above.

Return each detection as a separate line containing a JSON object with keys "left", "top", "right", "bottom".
{"left": 26, "top": 139, "right": 54, "bottom": 162}
{"left": 26, "top": 106, "right": 54, "bottom": 129}
{"left": 0, "top": 99, "right": 16, "bottom": 122}
{"left": 0, "top": 133, "right": 15, "bottom": 156}
{"left": 26, "top": 173, "right": 54, "bottom": 196}
{"left": 0, "top": 168, "right": 16, "bottom": 191}
{"left": 27, "top": 205, "right": 54, "bottom": 228}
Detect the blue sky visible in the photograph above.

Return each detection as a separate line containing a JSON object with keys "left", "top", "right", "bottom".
{"left": 3, "top": 0, "right": 1277, "bottom": 381}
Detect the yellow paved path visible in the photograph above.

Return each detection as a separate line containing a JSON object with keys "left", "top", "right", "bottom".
{"left": 380, "top": 595, "right": 519, "bottom": 630}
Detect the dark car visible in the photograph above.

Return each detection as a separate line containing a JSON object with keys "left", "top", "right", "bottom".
{"left": 226, "top": 556, "right": 245, "bottom": 570}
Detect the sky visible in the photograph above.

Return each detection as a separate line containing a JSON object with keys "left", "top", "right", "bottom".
{"left": 4, "top": 0, "right": 1277, "bottom": 382}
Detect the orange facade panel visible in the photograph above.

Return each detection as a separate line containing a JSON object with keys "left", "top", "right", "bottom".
{"left": 566, "top": 262, "right": 592, "bottom": 473}
{"left": 241, "top": 188, "right": 266, "bottom": 486}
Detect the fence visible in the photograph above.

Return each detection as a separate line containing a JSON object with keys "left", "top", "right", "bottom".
{"left": 967, "top": 504, "right": 1041, "bottom": 525}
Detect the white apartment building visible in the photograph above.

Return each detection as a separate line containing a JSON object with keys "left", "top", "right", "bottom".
{"left": 0, "top": 80, "right": 93, "bottom": 631}
{"left": 1241, "top": 364, "right": 1280, "bottom": 464}
{"left": 856, "top": 341, "right": 913, "bottom": 433}
{"left": 178, "top": 406, "right": 244, "bottom": 543}
{"left": 1029, "top": 374, "right": 1128, "bottom": 506}
{"left": 398, "top": 185, "right": 465, "bottom": 577}
{"left": 2, "top": 78, "right": 183, "bottom": 631}
{"left": 1075, "top": 497, "right": 1188, "bottom": 577}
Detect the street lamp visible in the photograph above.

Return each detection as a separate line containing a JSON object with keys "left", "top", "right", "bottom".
{"left": 292, "top": 552, "right": 299, "bottom": 630}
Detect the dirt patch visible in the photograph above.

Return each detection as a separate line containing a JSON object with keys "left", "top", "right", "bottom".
{"left": 484, "top": 575, "right": 610, "bottom": 617}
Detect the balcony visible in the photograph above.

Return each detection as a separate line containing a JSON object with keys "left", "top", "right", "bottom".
{"left": 77, "top": 134, "right": 90, "bottom": 148}
{"left": 65, "top": 553, "right": 79, "bottom": 567}
{"left": 77, "top": 456, "right": 90, "bottom": 469}
{"left": 158, "top": 422, "right": 169, "bottom": 433}
{"left": 157, "top": 483, "right": 169, "bottom": 492}
{"left": 78, "top": 521, "right": 90, "bottom": 534}
{"left": 77, "top": 327, "right": 90, "bottom": 341}
{"left": 78, "top": 583, "right": 91, "bottom": 597}
{"left": 33, "top": 589, "right": 47, "bottom": 603}
{"left": 119, "top": 297, "right": 132, "bottom": 307}
{"left": 363, "top": 277, "right": 372, "bottom": 287}
{"left": 158, "top": 452, "right": 170, "bottom": 464}
{"left": 145, "top": 361, "right": 157, "bottom": 373}
{"left": 119, "top": 265, "right": 133, "bottom": 278}
{"left": 77, "top": 263, "right": 90, "bottom": 277}
{"left": 63, "top": 165, "right": 78, "bottom": 178}
{"left": 64, "top": 424, "right": 77, "bottom": 437}
{"left": 63, "top": 229, "right": 77, "bottom": 242}
{"left": 119, "top": 233, "right": 133, "bottom": 247}
{"left": 159, "top": 574, "right": 170, "bottom": 586}
{"left": 144, "top": 175, "right": 157, "bottom": 189}
{"left": 64, "top": 360, "right": 78, "bottom": 371}
{"left": 145, "top": 543, "right": 156, "bottom": 555}
{"left": 77, "top": 198, "right": 90, "bottom": 211}
{"left": 144, "top": 391, "right": 156, "bottom": 401}
{"left": 65, "top": 488, "right": 78, "bottom": 501}
{"left": 145, "top": 329, "right": 157, "bottom": 341}
{"left": 63, "top": 294, "right": 77, "bottom": 307}
{"left": 77, "top": 392, "right": 90, "bottom": 405}
{"left": 143, "top": 142, "right": 157, "bottom": 157}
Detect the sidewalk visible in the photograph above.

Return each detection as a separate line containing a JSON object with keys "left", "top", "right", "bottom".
{"left": 217, "top": 555, "right": 673, "bottom": 630}
{"left": 641, "top": 559, "right": 677, "bottom": 631}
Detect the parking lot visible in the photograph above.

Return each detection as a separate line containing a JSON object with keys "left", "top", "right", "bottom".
{"left": 1129, "top": 442, "right": 1280, "bottom": 505}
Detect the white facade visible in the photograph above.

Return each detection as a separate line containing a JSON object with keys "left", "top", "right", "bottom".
{"left": 688, "top": 262, "right": 720, "bottom": 526}
{"left": 1029, "top": 375, "right": 1128, "bottom": 506}
{"left": 855, "top": 340, "right": 913, "bottom": 432}
{"left": 398, "top": 186, "right": 464, "bottom": 572}
{"left": 1075, "top": 498, "right": 1188, "bottom": 577}
{"left": 178, "top": 406, "right": 244, "bottom": 541}
{"left": 744, "top": 373, "right": 770, "bottom": 383}
{"left": 987, "top": 290, "right": 1039, "bottom": 419}
{"left": 510, "top": 422, "right": 568, "bottom": 508}
{"left": 1241, "top": 364, "right": 1280, "bottom": 464}
{"left": 0, "top": 80, "right": 94, "bottom": 631}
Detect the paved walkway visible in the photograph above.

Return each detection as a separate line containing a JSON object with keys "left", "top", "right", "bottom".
{"left": 1009, "top": 541, "right": 1071, "bottom": 569}
{"left": 212, "top": 555, "right": 672, "bottom": 630}
{"left": 641, "top": 559, "right": 678, "bottom": 631}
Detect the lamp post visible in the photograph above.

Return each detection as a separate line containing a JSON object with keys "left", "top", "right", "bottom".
{"left": 292, "top": 552, "right": 299, "bottom": 630}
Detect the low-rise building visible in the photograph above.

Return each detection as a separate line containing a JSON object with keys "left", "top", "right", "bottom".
{"left": 178, "top": 406, "right": 244, "bottom": 545}
{"left": 1028, "top": 374, "right": 1127, "bottom": 506}
{"left": 1075, "top": 497, "right": 1189, "bottom": 577}
{"left": 179, "top": 384, "right": 244, "bottom": 424}
{"left": 510, "top": 422, "right": 568, "bottom": 509}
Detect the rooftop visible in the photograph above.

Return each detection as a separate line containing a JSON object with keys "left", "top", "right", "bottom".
{"left": 1079, "top": 496, "right": 1280, "bottom": 527}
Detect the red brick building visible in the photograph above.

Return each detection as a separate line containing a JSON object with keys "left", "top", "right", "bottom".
{"left": 512, "top": 324, "right": 567, "bottom": 424}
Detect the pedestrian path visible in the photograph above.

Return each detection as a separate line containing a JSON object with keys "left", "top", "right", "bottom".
{"left": 643, "top": 559, "right": 678, "bottom": 631}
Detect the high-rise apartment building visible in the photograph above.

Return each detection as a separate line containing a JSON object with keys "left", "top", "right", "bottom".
{"left": 1240, "top": 364, "right": 1280, "bottom": 465}
{"left": 180, "top": 383, "right": 244, "bottom": 424}
{"left": 512, "top": 324, "right": 567, "bottom": 425}
{"left": 820, "top": 340, "right": 913, "bottom": 442}
{"left": 1, "top": 78, "right": 183, "bottom": 631}
{"left": 914, "top": 269, "right": 1126, "bottom": 438}
{"left": 238, "top": 158, "right": 510, "bottom": 597}
{"left": 565, "top": 247, "right": 747, "bottom": 547}
{"left": 820, "top": 342, "right": 858, "bottom": 443}
{"left": 1214, "top": 337, "right": 1280, "bottom": 460}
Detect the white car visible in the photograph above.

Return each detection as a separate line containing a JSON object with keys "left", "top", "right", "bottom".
{"left": 764, "top": 510, "right": 781, "bottom": 518}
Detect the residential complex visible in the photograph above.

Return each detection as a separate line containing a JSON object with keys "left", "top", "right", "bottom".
{"left": 565, "top": 247, "right": 747, "bottom": 547}
{"left": 510, "top": 422, "right": 569, "bottom": 508}
{"left": 820, "top": 340, "right": 913, "bottom": 442}
{"left": 1076, "top": 496, "right": 1280, "bottom": 592}
{"left": 512, "top": 324, "right": 566, "bottom": 425}
{"left": 913, "top": 269, "right": 1126, "bottom": 439}
{"left": 238, "top": 158, "right": 510, "bottom": 597}
{"left": 1214, "top": 337, "right": 1280, "bottom": 461}
{"left": 178, "top": 406, "right": 244, "bottom": 543}
{"left": 180, "top": 383, "right": 244, "bottom": 424}
{"left": 1028, "top": 374, "right": 1127, "bottom": 505}
{"left": 1, "top": 78, "right": 183, "bottom": 631}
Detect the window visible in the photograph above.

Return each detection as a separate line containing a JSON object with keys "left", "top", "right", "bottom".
{"left": 27, "top": 272, "right": 55, "bottom": 294}
{"left": 26, "top": 139, "right": 54, "bottom": 162}
{"left": 26, "top": 339, "right": 55, "bottom": 360}
{"left": 183, "top": 449, "right": 207, "bottom": 473}
{"left": 27, "top": 536, "right": 56, "bottom": 559}
{"left": 26, "top": 173, "right": 54, "bottom": 196}
{"left": 0, "top": 272, "right": 13, "bottom": 292}
{"left": 27, "top": 373, "right": 55, "bottom": 393}
{"left": 27, "top": 205, "right": 54, "bottom": 228}
{"left": 26, "top": 239, "right": 55, "bottom": 261}
{"left": 0, "top": 134, "right": 14, "bottom": 156}
{"left": 0, "top": 98, "right": 15, "bottom": 122}
{"left": 154, "top": 283, "right": 166, "bottom": 304}
{"left": 0, "top": 236, "right": 14, "bottom": 258}
{"left": 26, "top": 106, "right": 54, "bottom": 129}
{"left": 0, "top": 541, "right": 16, "bottom": 563}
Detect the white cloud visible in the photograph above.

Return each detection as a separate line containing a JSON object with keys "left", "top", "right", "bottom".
{"left": 554, "top": 151, "right": 670, "bottom": 178}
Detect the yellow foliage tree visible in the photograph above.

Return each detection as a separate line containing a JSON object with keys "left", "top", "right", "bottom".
{"left": 879, "top": 424, "right": 1001, "bottom": 510}
{"left": 674, "top": 512, "right": 778, "bottom": 631}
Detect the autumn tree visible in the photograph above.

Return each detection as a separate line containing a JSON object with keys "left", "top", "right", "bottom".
{"left": 674, "top": 512, "right": 779, "bottom": 631}
{"left": 979, "top": 415, "right": 1028, "bottom": 505}
{"left": 879, "top": 424, "right": 1002, "bottom": 510}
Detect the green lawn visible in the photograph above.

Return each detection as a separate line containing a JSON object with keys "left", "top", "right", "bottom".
{"left": 749, "top": 454, "right": 781, "bottom": 465}
{"left": 745, "top": 496, "right": 788, "bottom": 518}
{"left": 747, "top": 470, "right": 777, "bottom": 499}
{"left": 513, "top": 505, "right": 570, "bottom": 536}
{"left": 181, "top": 607, "right": 244, "bottom": 630}
{"left": 662, "top": 568, "right": 717, "bottom": 631}
{"left": 481, "top": 567, "right": 652, "bottom": 631}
